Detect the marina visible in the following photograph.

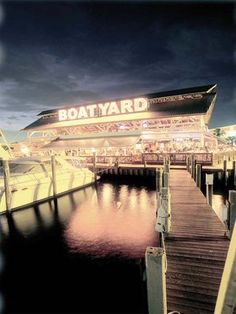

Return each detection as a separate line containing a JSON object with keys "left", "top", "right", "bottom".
{"left": 0, "top": 82, "right": 235, "bottom": 314}
{"left": 1, "top": 1, "right": 236, "bottom": 313}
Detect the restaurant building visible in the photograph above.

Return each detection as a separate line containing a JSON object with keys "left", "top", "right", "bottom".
{"left": 21, "top": 84, "right": 218, "bottom": 164}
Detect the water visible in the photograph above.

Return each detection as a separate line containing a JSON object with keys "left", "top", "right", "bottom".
{"left": 0, "top": 178, "right": 158, "bottom": 314}
{"left": 0, "top": 176, "right": 228, "bottom": 314}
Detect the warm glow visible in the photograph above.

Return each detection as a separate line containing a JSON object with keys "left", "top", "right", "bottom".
{"left": 64, "top": 183, "right": 158, "bottom": 258}
{"left": 58, "top": 97, "right": 148, "bottom": 121}
{"left": 20, "top": 145, "right": 30, "bottom": 156}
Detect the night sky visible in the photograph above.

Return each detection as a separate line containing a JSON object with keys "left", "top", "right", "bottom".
{"left": 0, "top": 1, "right": 236, "bottom": 136}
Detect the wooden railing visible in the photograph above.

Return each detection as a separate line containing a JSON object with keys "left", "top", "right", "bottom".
{"left": 74, "top": 152, "right": 213, "bottom": 166}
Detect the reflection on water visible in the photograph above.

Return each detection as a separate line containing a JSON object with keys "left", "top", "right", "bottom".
{"left": 0, "top": 183, "right": 158, "bottom": 259}
{"left": 0, "top": 180, "right": 157, "bottom": 313}
{"left": 0, "top": 187, "right": 92, "bottom": 239}
{"left": 65, "top": 183, "right": 158, "bottom": 258}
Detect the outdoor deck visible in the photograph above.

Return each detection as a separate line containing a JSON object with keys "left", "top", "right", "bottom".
{"left": 166, "top": 170, "right": 230, "bottom": 313}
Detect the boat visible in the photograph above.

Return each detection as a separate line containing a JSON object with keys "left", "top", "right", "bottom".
{"left": 0, "top": 156, "right": 96, "bottom": 213}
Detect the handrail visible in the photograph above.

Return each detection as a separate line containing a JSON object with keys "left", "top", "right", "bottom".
{"left": 72, "top": 152, "right": 213, "bottom": 166}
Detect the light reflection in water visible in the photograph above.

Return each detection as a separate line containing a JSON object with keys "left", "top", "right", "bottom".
{"left": 64, "top": 183, "right": 158, "bottom": 258}
{"left": 0, "top": 187, "right": 94, "bottom": 238}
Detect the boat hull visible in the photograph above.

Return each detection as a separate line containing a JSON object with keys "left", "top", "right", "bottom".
{"left": 0, "top": 169, "right": 96, "bottom": 213}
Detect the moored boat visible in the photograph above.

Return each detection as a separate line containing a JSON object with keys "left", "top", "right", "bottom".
{"left": 0, "top": 156, "right": 96, "bottom": 213}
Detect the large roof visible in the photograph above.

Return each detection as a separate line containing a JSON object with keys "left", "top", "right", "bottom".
{"left": 23, "top": 84, "right": 217, "bottom": 131}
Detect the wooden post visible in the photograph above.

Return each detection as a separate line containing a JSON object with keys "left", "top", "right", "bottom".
{"left": 214, "top": 223, "right": 236, "bottom": 314}
{"left": 93, "top": 151, "right": 96, "bottom": 172}
{"left": 163, "top": 171, "right": 169, "bottom": 188}
{"left": 163, "top": 160, "right": 169, "bottom": 173}
{"left": 191, "top": 155, "right": 195, "bottom": 179}
{"left": 193, "top": 159, "right": 197, "bottom": 181}
{"left": 232, "top": 160, "right": 236, "bottom": 188}
{"left": 155, "top": 187, "right": 171, "bottom": 234}
{"left": 156, "top": 168, "right": 162, "bottom": 192}
{"left": 196, "top": 164, "right": 202, "bottom": 188}
{"left": 2, "top": 159, "right": 11, "bottom": 212}
{"left": 116, "top": 156, "right": 119, "bottom": 168}
{"left": 145, "top": 247, "right": 167, "bottom": 314}
{"left": 223, "top": 159, "right": 227, "bottom": 186}
{"left": 188, "top": 155, "right": 192, "bottom": 174}
{"left": 205, "top": 173, "right": 213, "bottom": 206}
{"left": 186, "top": 156, "right": 189, "bottom": 172}
{"left": 51, "top": 155, "right": 57, "bottom": 196}
{"left": 229, "top": 190, "right": 236, "bottom": 239}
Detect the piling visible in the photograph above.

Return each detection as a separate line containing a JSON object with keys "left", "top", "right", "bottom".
{"left": 229, "top": 190, "right": 236, "bottom": 239}
{"left": 155, "top": 187, "right": 171, "bottom": 234}
{"left": 196, "top": 164, "right": 202, "bottom": 188}
{"left": 163, "top": 171, "right": 169, "bottom": 188}
{"left": 232, "top": 160, "right": 236, "bottom": 188}
{"left": 51, "top": 155, "right": 57, "bottom": 196}
{"left": 145, "top": 247, "right": 167, "bottom": 314}
{"left": 205, "top": 173, "right": 213, "bottom": 206}
{"left": 223, "top": 159, "right": 227, "bottom": 186}
{"left": 156, "top": 168, "right": 163, "bottom": 192}
{"left": 191, "top": 155, "right": 196, "bottom": 179}
{"left": 2, "top": 159, "right": 11, "bottom": 212}
{"left": 186, "top": 156, "right": 190, "bottom": 172}
{"left": 92, "top": 151, "right": 96, "bottom": 173}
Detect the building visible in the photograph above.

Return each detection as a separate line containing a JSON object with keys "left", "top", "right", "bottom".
{"left": 21, "top": 84, "right": 218, "bottom": 160}
{"left": 210, "top": 124, "right": 236, "bottom": 146}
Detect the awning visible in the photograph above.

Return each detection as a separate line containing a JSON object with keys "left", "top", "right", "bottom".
{"left": 43, "top": 135, "right": 140, "bottom": 149}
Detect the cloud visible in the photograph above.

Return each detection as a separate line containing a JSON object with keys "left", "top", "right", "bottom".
{"left": 0, "top": 1, "right": 235, "bottom": 130}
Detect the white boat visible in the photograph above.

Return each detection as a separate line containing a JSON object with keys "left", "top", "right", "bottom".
{"left": 0, "top": 156, "right": 96, "bottom": 213}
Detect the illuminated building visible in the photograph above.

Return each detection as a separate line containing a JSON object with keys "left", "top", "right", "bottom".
{"left": 22, "top": 84, "right": 218, "bottom": 156}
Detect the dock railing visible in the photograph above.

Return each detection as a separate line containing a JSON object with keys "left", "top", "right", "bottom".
{"left": 77, "top": 152, "right": 213, "bottom": 167}
{"left": 145, "top": 158, "right": 172, "bottom": 314}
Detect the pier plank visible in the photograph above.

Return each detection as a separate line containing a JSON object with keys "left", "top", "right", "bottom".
{"left": 166, "top": 170, "right": 230, "bottom": 314}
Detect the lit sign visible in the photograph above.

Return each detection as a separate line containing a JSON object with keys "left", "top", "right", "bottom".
{"left": 149, "top": 93, "right": 203, "bottom": 105}
{"left": 58, "top": 98, "right": 148, "bottom": 121}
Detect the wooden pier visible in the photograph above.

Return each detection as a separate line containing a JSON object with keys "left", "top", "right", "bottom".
{"left": 166, "top": 169, "right": 230, "bottom": 314}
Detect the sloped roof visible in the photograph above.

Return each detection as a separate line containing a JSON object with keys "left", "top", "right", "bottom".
{"left": 37, "top": 84, "right": 216, "bottom": 116}
{"left": 23, "top": 84, "right": 217, "bottom": 131}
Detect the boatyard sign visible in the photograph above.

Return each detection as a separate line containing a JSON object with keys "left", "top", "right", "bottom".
{"left": 58, "top": 97, "right": 148, "bottom": 121}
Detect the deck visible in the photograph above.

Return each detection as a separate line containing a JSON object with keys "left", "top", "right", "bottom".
{"left": 166, "top": 170, "right": 230, "bottom": 314}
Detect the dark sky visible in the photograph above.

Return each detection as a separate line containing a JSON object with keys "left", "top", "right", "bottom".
{"left": 0, "top": 1, "right": 236, "bottom": 132}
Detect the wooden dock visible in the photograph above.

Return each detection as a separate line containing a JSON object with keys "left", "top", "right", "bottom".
{"left": 166, "top": 169, "right": 230, "bottom": 314}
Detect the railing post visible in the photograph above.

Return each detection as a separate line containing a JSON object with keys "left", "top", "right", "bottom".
{"left": 229, "top": 190, "right": 236, "bottom": 239}
{"left": 163, "top": 171, "right": 169, "bottom": 188}
{"left": 163, "top": 163, "right": 169, "bottom": 173}
{"left": 191, "top": 155, "right": 195, "bottom": 179}
{"left": 155, "top": 187, "right": 171, "bottom": 234}
{"left": 2, "top": 159, "right": 11, "bottom": 212}
{"left": 232, "top": 160, "right": 236, "bottom": 188}
{"left": 205, "top": 173, "right": 214, "bottom": 206}
{"left": 145, "top": 247, "right": 167, "bottom": 314}
{"left": 214, "top": 223, "right": 236, "bottom": 314}
{"left": 51, "top": 155, "right": 57, "bottom": 196}
{"left": 156, "top": 168, "right": 163, "bottom": 192}
{"left": 196, "top": 164, "right": 202, "bottom": 188}
{"left": 116, "top": 156, "right": 119, "bottom": 168}
{"left": 188, "top": 155, "right": 192, "bottom": 174}
{"left": 143, "top": 154, "right": 147, "bottom": 168}
{"left": 93, "top": 151, "right": 96, "bottom": 172}
{"left": 223, "top": 159, "right": 227, "bottom": 186}
{"left": 186, "top": 155, "right": 189, "bottom": 172}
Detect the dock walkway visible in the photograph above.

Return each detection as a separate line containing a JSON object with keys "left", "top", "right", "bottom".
{"left": 166, "top": 170, "right": 230, "bottom": 314}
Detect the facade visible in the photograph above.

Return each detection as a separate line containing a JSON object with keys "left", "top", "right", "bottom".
{"left": 21, "top": 84, "right": 218, "bottom": 159}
